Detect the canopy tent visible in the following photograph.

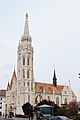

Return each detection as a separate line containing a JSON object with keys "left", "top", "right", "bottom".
{"left": 38, "top": 104, "right": 52, "bottom": 108}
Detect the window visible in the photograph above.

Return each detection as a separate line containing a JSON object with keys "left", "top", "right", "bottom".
{"left": 56, "top": 97, "right": 59, "bottom": 106}
{"left": 64, "top": 90, "right": 67, "bottom": 94}
{"left": 0, "top": 106, "right": 2, "bottom": 109}
{"left": 27, "top": 57, "right": 30, "bottom": 66}
{"left": 1, "top": 98, "right": 2, "bottom": 100}
{"left": 64, "top": 98, "right": 67, "bottom": 104}
{"left": 23, "top": 69, "right": 25, "bottom": 78}
{"left": 23, "top": 57, "right": 25, "bottom": 65}
{"left": 48, "top": 96, "right": 50, "bottom": 101}
{"left": 31, "top": 81, "right": 33, "bottom": 91}
{"left": 27, "top": 70, "right": 29, "bottom": 78}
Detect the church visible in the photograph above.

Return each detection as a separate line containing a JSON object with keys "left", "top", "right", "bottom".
{"left": 6, "top": 14, "right": 77, "bottom": 115}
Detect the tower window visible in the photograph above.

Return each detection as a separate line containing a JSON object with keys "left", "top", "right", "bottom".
{"left": 27, "top": 57, "right": 30, "bottom": 66}
{"left": 23, "top": 57, "right": 25, "bottom": 65}
{"left": 31, "top": 81, "right": 33, "bottom": 91}
{"left": 27, "top": 70, "right": 29, "bottom": 78}
{"left": 23, "top": 69, "right": 25, "bottom": 78}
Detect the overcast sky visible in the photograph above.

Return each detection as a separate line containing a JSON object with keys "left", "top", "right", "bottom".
{"left": 0, "top": 0, "right": 80, "bottom": 100}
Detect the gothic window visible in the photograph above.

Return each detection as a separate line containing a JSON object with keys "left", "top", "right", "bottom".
{"left": 27, "top": 57, "right": 30, "bottom": 66}
{"left": 23, "top": 69, "right": 25, "bottom": 78}
{"left": 23, "top": 57, "right": 25, "bottom": 65}
{"left": 12, "top": 95, "right": 15, "bottom": 104}
{"left": 31, "top": 81, "right": 33, "bottom": 91}
{"left": 48, "top": 96, "right": 50, "bottom": 101}
{"left": 24, "top": 82, "right": 25, "bottom": 86}
{"left": 28, "top": 95, "right": 30, "bottom": 102}
{"left": 64, "top": 90, "right": 67, "bottom": 94}
{"left": 56, "top": 97, "right": 59, "bottom": 106}
{"left": 64, "top": 98, "right": 67, "bottom": 104}
{"left": 27, "top": 70, "right": 29, "bottom": 78}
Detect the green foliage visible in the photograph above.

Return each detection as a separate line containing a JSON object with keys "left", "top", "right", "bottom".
{"left": 22, "top": 102, "right": 33, "bottom": 115}
{"left": 55, "top": 107, "right": 69, "bottom": 117}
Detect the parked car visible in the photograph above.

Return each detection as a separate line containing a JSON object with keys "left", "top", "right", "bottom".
{"left": 48, "top": 116, "right": 69, "bottom": 120}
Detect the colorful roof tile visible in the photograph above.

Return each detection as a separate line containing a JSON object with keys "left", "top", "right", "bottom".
{"left": 35, "top": 82, "right": 64, "bottom": 94}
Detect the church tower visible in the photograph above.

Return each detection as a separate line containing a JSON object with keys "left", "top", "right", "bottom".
{"left": 16, "top": 14, "right": 35, "bottom": 114}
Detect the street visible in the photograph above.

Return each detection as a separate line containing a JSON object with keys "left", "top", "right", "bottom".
{"left": 0, "top": 117, "right": 31, "bottom": 120}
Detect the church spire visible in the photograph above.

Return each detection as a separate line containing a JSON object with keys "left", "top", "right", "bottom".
{"left": 23, "top": 13, "right": 29, "bottom": 38}
{"left": 53, "top": 68, "right": 57, "bottom": 87}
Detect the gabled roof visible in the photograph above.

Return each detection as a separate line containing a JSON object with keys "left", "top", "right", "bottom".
{"left": 0, "top": 89, "right": 6, "bottom": 97}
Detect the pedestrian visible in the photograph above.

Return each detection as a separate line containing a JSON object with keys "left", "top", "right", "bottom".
{"left": 5, "top": 113, "right": 7, "bottom": 118}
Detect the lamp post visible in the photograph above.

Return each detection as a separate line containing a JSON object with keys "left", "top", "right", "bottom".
{"left": 51, "top": 101, "right": 54, "bottom": 116}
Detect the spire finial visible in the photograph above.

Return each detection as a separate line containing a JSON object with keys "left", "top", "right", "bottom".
{"left": 23, "top": 13, "right": 29, "bottom": 38}
{"left": 26, "top": 13, "right": 28, "bottom": 19}
{"left": 53, "top": 66, "right": 57, "bottom": 87}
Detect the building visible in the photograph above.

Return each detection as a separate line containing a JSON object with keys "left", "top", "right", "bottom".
{"left": 0, "top": 89, "right": 6, "bottom": 116}
{"left": 6, "top": 14, "right": 77, "bottom": 115}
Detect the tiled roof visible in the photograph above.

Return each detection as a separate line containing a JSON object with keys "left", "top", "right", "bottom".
{"left": 35, "top": 82, "right": 53, "bottom": 93}
{"left": 35, "top": 82, "right": 64, "bottom": 94}
{"left": 0, "top": 89, "right": 6, "bottom": 97}
{"left": 56, "top": 85, "right": 64, "bottom": 93}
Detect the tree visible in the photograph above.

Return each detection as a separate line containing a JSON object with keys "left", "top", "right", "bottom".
{"left": 68, "top": 101, "right": 78, "bottom": 117}
{"left": 22, "top": 102, "right": 33, "bottom": 115}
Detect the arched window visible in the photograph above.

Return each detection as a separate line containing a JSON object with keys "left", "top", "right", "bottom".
{"left": 27, "top": 70, "right": 29, "bottom": 78}
{"left": 64, "top": 98, "right": 67, "bottom": 104}
{"left": 23, "top": 57, "right": 25, "bottom": 65}
{"left": 31, "top": 81, "right": 33, "bottom": 91}
{"left": 56, "top": 97, "right": 59, "bottom": 106}
{"left": 23, "top": 69, "right": 25, "bottom": 78}
{"left": 48, "top": 96, "right": 50, "bottom": 101}
{"left": 27, "top": 57, "right": 30, "bottom": 66}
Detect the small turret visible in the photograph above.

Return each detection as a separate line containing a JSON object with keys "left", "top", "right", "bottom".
{"left": 7, "top": 82, "right": 10, "bottom": 90}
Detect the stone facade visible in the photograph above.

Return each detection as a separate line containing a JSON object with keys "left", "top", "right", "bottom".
{"left": 6, "top": 14, "right": 77, "bottom": 115}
